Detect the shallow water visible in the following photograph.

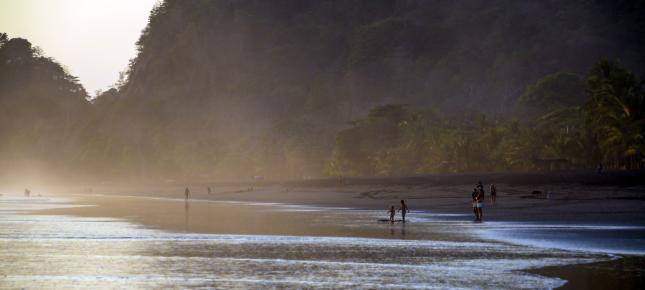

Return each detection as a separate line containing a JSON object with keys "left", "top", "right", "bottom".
{"left": 0, "top": 195, "right": 618, "bottom": 289}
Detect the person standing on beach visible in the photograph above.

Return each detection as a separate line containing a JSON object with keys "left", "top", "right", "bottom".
{"left": 388, "top": 205, "right": 396, "bottom": 223}
{"left": 476, "top": 187, "right": 484, "bottom": 221}
{"left": 24, "top": 188, "right": 30, "bottom": 198}
{"left": 490, "top": 184, "right": 497, "bottom": 203}
{"left": 207, "top": 186, "right": 212, "bottom": 195}
{"left": 472, "top": 188, "right": 479, "bottom": 221}
{"left": 399, "top": 200, "right": 410, "bottom": 222}
{"left": 185, "top": 187, "right": 191, "bottom": 200}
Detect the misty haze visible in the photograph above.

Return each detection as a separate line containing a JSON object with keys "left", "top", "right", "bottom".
{"left": 1, "top": 0, "right": 644, "bottom": 289}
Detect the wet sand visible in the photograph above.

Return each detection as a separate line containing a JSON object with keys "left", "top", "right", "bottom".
{"left": 5, "top": 173, "right": 645, "bottom": 289}
{"left": 530, "top": 256, "right": 645, "bottom": 289}
{"left": 0, "top": 195, "right": 602, "bottom": 289}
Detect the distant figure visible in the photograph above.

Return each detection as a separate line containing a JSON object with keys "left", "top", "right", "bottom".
{"left": 207, "top": 187, "right": 212, "bottom": 195}
{"left": 476, "top": 188, "right": 484, "bottom": 221}
{"left": 472, "top": 188, "right": 479, "bottom": 221}
{"left": 398, "top": 200, "right": 410, "bottom": 222}
{"left": 388, "top": 205, "right": 396, "bottom": 223}
{"left": 490, "top": 184, "right": 497, "bottom": 203}
{"left": 24, "top": 188, "right": 30, "bottom": 198}
{"left": 477, "top": 181, "right": 484, "bottom": 192}
{"left": 597, "top": 162, "right": 604, "bottom": 174}
{"left": 184, "top": 187, "right": 190, "bottom": 200}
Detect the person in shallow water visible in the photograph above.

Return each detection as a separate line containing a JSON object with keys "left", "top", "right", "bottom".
{"left": 398, "top": 200, "right": 410, "bottom": 222}
{"left": 184, "top": 187, "right": 190, "bottom": 200}
{"left": 388, "top": 205, "right": 396, "bottom": 223}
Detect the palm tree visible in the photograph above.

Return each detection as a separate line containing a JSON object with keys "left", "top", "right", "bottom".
{"left": 584, "top": 60, "right": 645, "bottom": 169}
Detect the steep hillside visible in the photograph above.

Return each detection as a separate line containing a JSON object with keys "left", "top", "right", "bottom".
{"left": 93, "top": 0, "right": 643, "bottom": 179}
{"left": 0, "top": 34, "right": 91, "bottom": 184}
{"left": 2, "top": 0, "right": 644, "bottom": 182}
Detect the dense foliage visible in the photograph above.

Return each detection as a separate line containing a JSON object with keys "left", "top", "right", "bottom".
{"left": 1, "top": 0, "right": 644, "bottom": 182}
{"left": 0, "top": 33, "right": 91, "bottom": 183}
{"left": 329, "top": 61, "right": 644, "bottom": 176}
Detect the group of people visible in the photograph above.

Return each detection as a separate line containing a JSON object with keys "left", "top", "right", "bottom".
{"left": 187, "top": 182, "right": 497, "bottom": 224}
{"left": 387, "top": 200, "right": 410, "bottom": 223}
{"left": 472, "top": 181, "right": 496, "bottom": 221}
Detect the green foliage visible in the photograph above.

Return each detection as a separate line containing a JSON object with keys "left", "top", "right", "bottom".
{"left": 516, "top": 72, "right": 586, "bottom": 121}
{"left": 329, "top": 61, "right": 645, "bottom": 176}
{"left": 2, "top": 0, "right": 645, "bottom": 182}
{"left": 583, "top": 60, "right": 645, "bottom": 168}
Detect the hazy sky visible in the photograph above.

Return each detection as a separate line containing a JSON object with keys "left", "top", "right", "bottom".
{"left": 0, "top": 0, "right": 158, "bottom": 95}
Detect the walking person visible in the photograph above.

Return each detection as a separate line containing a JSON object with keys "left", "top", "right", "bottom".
{"left": 398, "top": 200, "right": 410, "bottom": 222}
{"left": 184, "top": 187, "right": 191, "bottom": 200}
{"left": 472, "top": 188, "right": 479, "bottom": 221}
{"left": 490, "top": 184, "right": 497, "bottom": 203}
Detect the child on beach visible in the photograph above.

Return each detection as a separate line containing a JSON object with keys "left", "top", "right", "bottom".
{"left": 388, "top": 205, "right": 396, "bottom": 223}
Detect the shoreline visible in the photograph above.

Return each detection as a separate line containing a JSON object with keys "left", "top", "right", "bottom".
{"left": 25, "top": 192, "right": 645, "bottom": 289}
{"left": 6, "top": 176, "right": 645, "bottom": 289}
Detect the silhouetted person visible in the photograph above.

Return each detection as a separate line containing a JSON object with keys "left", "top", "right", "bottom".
{"left": 476, "top": 188, "right": 484, "bottom": 221}
{"left": 24, "top": 188, "right": 30, "bottom": 198}
{"left": 597, "top": 163, "right": 604, "bottom": 174}
{"left": 398, "top": 200, "right": 410, "bottom": 222}
{"left": 184, "top": 187, "right": 190, "bottom": 200}
{"left": 207, "top": 187, "right": 212, "bottom": 195}
{"left": 388, "top": 205, "right": 396, "bottom": 223}
{"left": 472, "top": 188, "right": 479, "bottom": 221}
{"left": 490, "top": 184, "right": 497, "bottom": 203}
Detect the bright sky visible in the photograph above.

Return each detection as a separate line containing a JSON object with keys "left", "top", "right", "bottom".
{"left": 0, "top": 0, "right": 158, "bottom": 95}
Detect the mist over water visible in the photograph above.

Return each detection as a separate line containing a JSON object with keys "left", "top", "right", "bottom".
{"left": 0, "top": 196, "right": 609, "bottom": 289}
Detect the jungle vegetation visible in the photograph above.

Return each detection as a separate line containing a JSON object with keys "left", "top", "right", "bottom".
{"left": 1, "top": 0, "right": 644, "bottom": 182}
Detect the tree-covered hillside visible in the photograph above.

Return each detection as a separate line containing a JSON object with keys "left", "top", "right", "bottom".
{"left": 1, "top": 0, "right": 644, "bottom": 182}
{"left": 0, "top": 33, "right": 91, "bottom": 183}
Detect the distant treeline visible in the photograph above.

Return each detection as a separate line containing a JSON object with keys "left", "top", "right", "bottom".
{"left": 1, "top": 0, "right": 644, "bottom": 182}
{"left": 328, "top": 61, "right": 645, "bottom": 176}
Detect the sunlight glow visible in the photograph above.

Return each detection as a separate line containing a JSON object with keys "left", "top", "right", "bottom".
{"left": 0, "top": 0, "right": 159, "bottom": 94}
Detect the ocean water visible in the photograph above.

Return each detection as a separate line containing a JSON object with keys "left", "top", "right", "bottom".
{"left": 0, "top": 196, "right": 614, "bottom": 289}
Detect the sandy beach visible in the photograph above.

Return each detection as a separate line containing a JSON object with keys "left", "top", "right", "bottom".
{"left": 2, "top": 172, "right": 645, "bottom": 289}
